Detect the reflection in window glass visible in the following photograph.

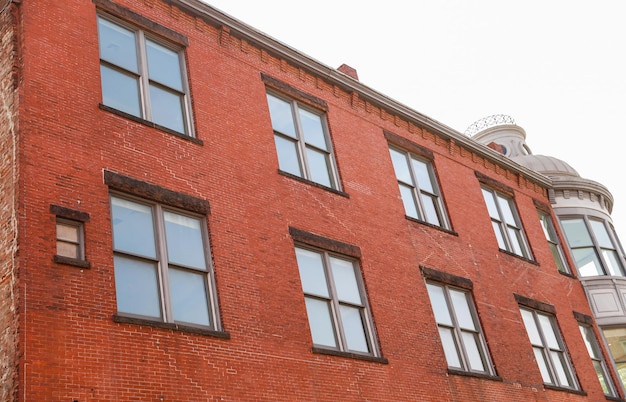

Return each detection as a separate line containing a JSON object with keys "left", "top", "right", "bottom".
{"left": 388, "top": 147, "right": 449, "bottom": 228}
{"left": 579, "top": 324, "right": 616, "bottom": 397}
{"left": 295, "top": 247, "right": 377, "bottom": 355}
{"left": 267, "top": 93, "right": 338, "bottom": 189}
{"left": 426, "top": 282, "right": 492, "bottom": 374}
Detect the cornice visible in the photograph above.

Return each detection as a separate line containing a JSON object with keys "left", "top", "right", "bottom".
{"left": 173, "top": 0, "right": 552, "bottom": 188}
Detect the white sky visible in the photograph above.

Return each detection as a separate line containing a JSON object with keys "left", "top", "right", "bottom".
{"left": 204, "top": 0, "right": 626, "bottom": 238}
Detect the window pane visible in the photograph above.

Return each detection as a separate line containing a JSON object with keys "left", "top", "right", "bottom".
{"left": 146, "top": 40, "right": 183, "bottom": 91}
{"left": 591, "top": 220, "right": 613, "bottom": 248}
{"left": 507, "top": 227, "right": 524, "bottom": 256}
{"left": 164, "top": 212, "right": 206, "bottom": 270}
{"left": 549, "top": 244, "right": 568, "bottom": 273}
{"left": 520, "top": 309, "right": 542, "bottom": 345}
{"left": 537, "top": 314, "right": 559, "bottom": 349}
{"left": 339, "top": 305, "right": 369, "bottom": 353}
{"left": 330, "top": 257, "right": 361, "bottom": 305}
{"left": 98, "top": 17, "right": 138, "bottom": 72}
{"left": 389, "top": 148, "right": 412, "bottom": 184}
{"left": 461, "top": 331, "right": 486, "bottom": 372}
{"left": 149, "top": 84, "right": 185, "bottom": 133}
{"left": 603, "top": 328, "right": 626, "bottom": 389}
{"left": 497, "top": 195, "right": 516, "bottom": 225}
{"left": 594, "top": 361, "right": 613, "bottom": 395}
{"left": 572, "top": 248, "right": 603, "bottom": 276}
{"left": 533, "top": 347, "right": 553, "bottom": 383}
{"left": 299, "top": 108, "right": 327, "bottom": 150}
{"left": 169, "top": 268, "right": 210, "bottom": 326}
{"left": 114, "top": 255, "right": 161, "bottom": 318}
{"left": 399, "top": 184, "right": 419, "bottom": 219}
{"left": 449, "top": 290, "right": 475, "bottom": 330}
{"left": 412, "top": 158, "right": 434, "bottom": 193}
{"left": 100, "top": 65, "right": 141, "bottom": 117}
{"left": 421, "top": 194, "right": 441, "bottom": 227}
{"left": 562, "top": 219, "right": 593, "bottom": 247}
{"left": 550, "top": 350, "right": 572, "bottom": 387}
{"left": 304, "top": 297, "right": 337, "bottom": 348}
{"left": 274, "top": 135, "right": 302, "bottom": 177}
{"left": 57, "top": 241, "right": 79, "bottom": 259}
{"left": 481, "top": 189, "right": 499, "bottom": 219}
{"left": 491, "top": 221, "right": 506, "bottom": 249}
{"left": 57, "top": 223, "right": 79, "bottom": 242}
{"left": 111, "top": 197, "right": 156, "bottom": 258}
{"left": 579, "top": 325, "right": 599, "bottom": 358}
{"left": 539, "top": 213, "right": 554, "bottom": 241}
{"left": 439, "top": 327, "right": 461, "bottom": 368}
{"left": 602, "top": 249, "right": 624, "bottom": 276}
{"left": 305, "top": 147, "right": 332, "bottom": 188}
{"left": 267, "top": 94, "right": 296, "bottom": 138}
{"left": 426, "top": 284, "right": 452, "bottom": 326}
{"left": 295, "top": 248, "right": 329, "bottom": 297}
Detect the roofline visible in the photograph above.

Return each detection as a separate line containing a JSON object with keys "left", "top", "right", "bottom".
{"left": 173, "top": 0, "right": 552, "bottom": 188}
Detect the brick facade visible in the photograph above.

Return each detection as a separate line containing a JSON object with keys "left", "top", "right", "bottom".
{"left": 3, "top": 0, "right": 622, "bottom": 400}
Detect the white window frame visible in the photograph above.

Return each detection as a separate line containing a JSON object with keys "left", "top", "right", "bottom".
{"left": 426, "top": 282, "right": 494, "bottom": 374}
{"left": 481, "top": 186, "right": 532, "bottom": 259}
{"left": 389, "top": 146, "right": 450, "bottom": 229}
{"left": 266, "top": 91, "right": 340, "bottom": 189}
{"left": 294, "top": 245, "right": 379, "bottom": 356}
{"left": 97, "top": 14, "right": 195, "bottom": 136}
{"left": 110, "top": 194, "right": 220, "bottom": 329}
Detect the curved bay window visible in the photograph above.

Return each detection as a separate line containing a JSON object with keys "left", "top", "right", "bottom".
{"left": 560, "top": 216, "right": 625, "bottom": 277}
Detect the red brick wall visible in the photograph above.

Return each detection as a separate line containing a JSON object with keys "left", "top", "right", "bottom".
{"left": 0, "top": 2, "right": 19, "bottom": 401}
{"left": 14, "top": 0, "right": 614, "bottom": 400}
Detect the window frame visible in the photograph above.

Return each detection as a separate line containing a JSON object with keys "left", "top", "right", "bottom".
{"left": 578, "top": 322, "right": 618, "bottom": 397}
{"left": 266, "top": 90, "right": 341, "bottom": 190}
{"left": 97, "top": 13, "right": 195, "bottom": 137}
{"left": 518, "top": 306, "right": 579, "bottom": 390}
{"left": 481, "top": 186, "right": 532, "bottom": 259}
{"left": 560, "top": 215, "right": 626, "bottom": 277}
{"left": 56, "top": 218, "right": 85, "bottom": 261}
{"left": 293, "top": 244, "right": 380, "bottom": 358}
{"left": 538, "top": 210, "right": 571, "bottom": 274}
{"left": 425, "top": 281, "right": 494, "bottom": 375}
{"left": 109, "top": 192, "right": 221, "bottom": 330}
{"left": 388, "top": 145, "right": 450, "bottom": 229}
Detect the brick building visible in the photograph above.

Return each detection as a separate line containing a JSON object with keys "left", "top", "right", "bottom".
{"left": 0, "top": 0, "right": 624, "bottom": 400}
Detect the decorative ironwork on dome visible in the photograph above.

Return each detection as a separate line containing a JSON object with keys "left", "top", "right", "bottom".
{"left": 464, "top": 114, "right": 516, "bottom": 136}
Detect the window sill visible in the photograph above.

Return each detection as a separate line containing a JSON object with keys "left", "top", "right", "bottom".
{"left": 557, "top": 270, "right": 578, "bottom": 279}
{"left": 278, "top": 170, "right": 349, "bottom": 198}
{"left": 447, "top": 368, "right": 502, "bottom": 382}
{"left": 99, "top": 104, "right": 203, "bottom": 145}
{"left": 498, "top": 248, "right": 539, "bottom": 265}
{"left": 405, "top": 215, "right": 458, "bottom": 236}
{"left": 543, "top": 383, "right": 586, "bottom": 396}
{"left": 604, "top": 395, "right": 625, "bottom": 402}
{"left": 311, "top": 347, "right": 388, "bottom": 364}
{"left": 53, "top": 255, "right": 91, "bottom": 269}
{"left": 113, "top": 314, "right": 230, "bottom": 339}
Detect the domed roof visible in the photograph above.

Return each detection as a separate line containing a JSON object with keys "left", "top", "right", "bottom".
{"left": 511, "top": 154, "right": 580, "bottom": 178}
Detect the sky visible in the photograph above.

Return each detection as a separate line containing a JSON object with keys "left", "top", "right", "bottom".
{"left": 203, "top": 0, "right": 626, "bottom": 238}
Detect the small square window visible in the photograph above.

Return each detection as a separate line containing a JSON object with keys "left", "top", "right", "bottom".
{"left": 56, "top": 219, "right": 84, "bottom": 260}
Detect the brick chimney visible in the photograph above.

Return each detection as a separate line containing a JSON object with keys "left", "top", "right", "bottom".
{"left": 337, "top": 64, "right": 359, "bottom": 80}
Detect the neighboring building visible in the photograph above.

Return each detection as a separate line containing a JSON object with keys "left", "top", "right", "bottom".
{"left": 0, "top": 0, "right": 623, "bottom": 401}
{"left": 471, "top": 115, "right": 626, "bottom": 393}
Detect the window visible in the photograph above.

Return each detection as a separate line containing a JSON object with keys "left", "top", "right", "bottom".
{"left": 426, "top": 282, "right": 493, "bottom": 374}
{"left": 603, "top": 328, "right": 626, "bottom": 390}
{"left": 389, "top": 147, "right": 449, "bottom": 228}
{"left": 56, "top": 219, "right": 85, "bottom": 260}
{"left": 519, "top": 307, "right": 578, "bottom": 389}
{"left": 481, "top": 187, "right": 531, "bottom": 258}
{"left": 266, "top": 92, "right": 339, "bottom": 189}
{"left": 538, "top": 211, "right": 570, "bottom": 274}
{"left": 110, "top": 195, "right": 218, "bottom": 328}
{"left": 579, "top": 324, "right": 617, "bottom": 397}
{"left": 294, "top": 246, "right": 377, "bottom": 356}
{"left": 97, "top": 15, "right": 193, "bottom": 135}
{"left": 561, "top": 217, "right": 625, "bottom": 277}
